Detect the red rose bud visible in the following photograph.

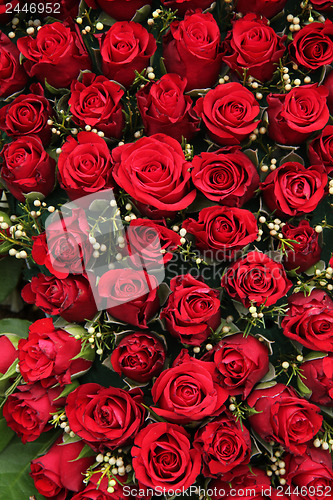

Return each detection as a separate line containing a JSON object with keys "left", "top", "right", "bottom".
{"left": 30, "top": 436, "right": 95, "bottom": 499}
{"left": 194, "top": 83, "right": 260, "bottom": 146}
{"left": 85, "top": 0, "right": 152, "bottom": 20}
{"left": 247, "top": 383, "right": 323, "bottom": 455}
{"left": 18, "top": 318, "right": 94, "bottom": 387}
{"left": 160, "top": 274, "right": 221, "bottom": 346}
{"left": 17, "top": 22, "right": 91, "bottom": 88}
{"left": 280, "top": 220, "right": 321, "bottom": 272}
{"left": 0, "top": 31, "right": 28, "bottom": 98}
{"left": 234, "top": 0, "right": 287, "bottom": 18}
{"left": 69, "top": 73, "right": 124, "bottom": 139}
{"left": 308, "top": 125, "right": 333, "bottom": 174}
{"left": 111, "top": 332, "right": 166, "bottom": 383}
{"left": 289, "top": 20, "right": 333, "bottom": 70}
{"left": 99, "top": 21, "right": 156, "bottom": 88}
{"left": 161, "top": 0, "right": 213, "bottom": 16}
{"left": 163, "top": 12, "right": 223, "bottom": 91}
{"left": 301, "top": 354, "right": 333, "bottom": 407}
{"left": 66, "top": 383, "right": 145, "bottom": 451}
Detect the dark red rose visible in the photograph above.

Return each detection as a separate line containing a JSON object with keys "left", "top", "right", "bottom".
{"left": 234, "top": 0, "right": 287, "bottom": 17}
{"left": 163, "top": 12, "right": 223, "bottom": 91}
{"left": 193, "top": 412, "right": 251, "bottom": 477}
{"left": 301, "top": 354, "right": 333, "bottom": 406}
{"left": 85, "top": 0, "right": 151, "bottom": 20}
{"left": 0, "top": 135, "right": 56, "bottom": 202}
{"left": 261, "top": 162, "right": 327, "bottom": 218}
{"left": 18, "top": 318, "right": 93, "bottom": 387}
{"left": 97, "top": 268, "right": 160, "bottom": 328}
{"left": 3, "top": 383, "right": 66, "bottom": 443}
{"left": 161, "top": 0, "right": 213, "bottom": 16}
{"left": 0, "top": 334, "right": 17, "bottom": 374}
{"left": 99, "top": 21, "right": 156, "bottom": 88}
{"left": 310, "top": 0, "right": 333, "bottom": 10}
{"left": 0, "top": 84, "right": 52, "bottom": 145}
{"left": 280, "top": 220, "right": 321, "bottom": 272}
{"left": 0, "top": 0, "right": 19, "bottom": 24}
{"left": 281, "top": 290, "right": 333, "bottom": 352}
{"left": 308, "top": 125, "right": 333, "bottom": 174}
{"left": 66, "top": 383, "right": 145, "bottom": 451}
{"left": 289, "top": 20, "right": 333, "bottom": 70}
{"left": 323, "top": 70, "right": 333, "bottom": 113}
{"left": 152, "top": 350, "right": 228, "bottom": 423}
{"left": 160, "top": 274, "right": 220, "bottom": 346}
{"left": 194, "top": 83, "right": 260, "bottom": 146}
{"left": 57, "top": 132, "right": 114, "bottom": 200}
{"left": 112, "top": 134, "right": 196, "bottom": 219}
{"left": 30, "top": 436, "right": 95, "bottom": 500}
{"left": 183, "top": 205, "right": 258, "bottom": 260}
{"left": 0, "top": 31, "right": 27, "bottom": 98}
{"left": 203, "top": 333, "right": 269, "bottom": 398}
{"left": 17, "top": 22, "right": 91, "bottom": 88}
{"left": 221, "top": 251, "right": 292, "bottom": 308}
{"left": 191, "top": 148, "right": 259, "bottom": 207}
{"left": 21, "top": 273, "right": 97, "bottom": 323}
{"left": 111, "top": 332, "right": 166, "bottom": 382}
{"left": 247, "top": 383, "right": 322, "bottom": 455}
{"left": 69, "top": 73, "right": 124, "bottom": 139}
{"left": 267, "top": 85, "right": 329, "bottom": 145}
{"left": 222, "top": 14, "right": 285, "bottom": 82}
{"left": 136, "top": 73, "right": 200, "bottom": 142}
{"left": 132, "top": 422, "right": 202, "bottom": 492}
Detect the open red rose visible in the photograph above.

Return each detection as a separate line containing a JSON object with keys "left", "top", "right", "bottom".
{"left": 136, "top": 73, "right": 200, "bottom": 142}
{"left": 99, "top": 21, "right": 156, "bottom": 88}
{"left": 0, "top": 31, "right": 27, "bottom": 98}
{"left": 301, "top": 354, "right": 333, "bottom": 406}
{"left": 194, "top": 83, "right": 260, "bottom": 146}
{"left": 308, "top": 125, "right": 333, "bottom": 174}
{"left": 160, "top": 274, "right": 221, "bottom": 346}
{"left": 17, "top": 22, "right": 91, "bottom": 88}
{"left": 194, "top": 412, "right": 252, "bottom": 477}
{"left": 289, "top": 20, "right": 333, "bottom": 70}
{"left": 234, "top": 0, "right": 287, "bottom": 18}
{"left": 222, "top": 14, "right": 285, "bottom": 82}
{"left": 247, "top": 383, "right": 323, "bottom": 455}
{"left": 183, "top": 205, "right": 258, "bottom": 261}
{"left": 191, "top": 148, "right": 259, "bottom": 207}
{"left": 66, "top": 383, "right": 145, "bottom": 451}
{"left": 85, "top": 0, "right": 151, "bottom": 20}
{"left": 0, "top": 334, "right": 17, "bottom": 375}
{"left": 282, "top": 290, "right": 333, "bottom": 352}
{"left": 267, "top": 85, "right": 329, "bottom": 145}
{"left": 221, "top": 251, "right": 292, "bottom": 308}
{"left": 163, "top": 12, "right": 223, "bottom": 91}
{"left": 132, "top": 422, "right": 202, "bottom": 492}
{"left": 280, "top": 220, "right": 321, "bottom": 272}
{"left": 161, "top": 0, "right": 213, "bottom": 16}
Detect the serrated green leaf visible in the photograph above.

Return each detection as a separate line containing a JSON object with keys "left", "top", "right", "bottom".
{"left": 131, "top": 4, "right": 151, "bottom": 22}
{"left": 303, "top": 351, "right": 328, "bottom": 362}
{"left": 254, "top": 380, "right": 277, "bottom": 390}
{"left": 54, "top": 380, "right": 80, "bottom": 401}
{"left": 69, "top": 443, "right": 96, "bottom": 462}
{"left": 0, "top": 319, "right": 31, "bottom": 337}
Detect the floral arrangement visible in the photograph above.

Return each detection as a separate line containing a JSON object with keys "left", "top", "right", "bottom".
{"left": 0, "top": 0, "right": 333, "bottom": 499}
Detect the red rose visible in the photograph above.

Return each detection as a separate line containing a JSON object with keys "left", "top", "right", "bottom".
{"left": 131, "top": 422, "right": 202, "bottom": 492}
{"left": 221, "top": 251, "right": 292, "bottom": 308}
{"left": 203, "top": 333, "right": 269, "bottom": 398}
{"left": 183, "top": 205, "right": 258, "bottom": 260}
{"left": 289, "top": 20, "right": 333, "bottom": 70}
{"left": 163, "top": 12, "right": 222, "bottom": 91}
{"left": 194, "top": 83, "right": 260, "bottom": 146}
{"left": 111, "top": 332, "right": 166, "bottom": 382}
{"left": 111, "top": 134, "right": 196, "bottom": 219}
{"left": 160, "top": 274, "right": 221, "bottom": 346}
{"left": 0, "top": 135, "right": 56, "bottom": 202}
{"left": 267, "top": 85, "right": 329, "bottom": 145}
{"left": 85, "top": 0, "right": 151, "bottom": 20}
{"left": 57, "top": 132, "right": 114, "bottom": 200}
{"left": 234, "top": 0, "right": 287, "bottom": 17}
{"left": 222, "top": 14, "right": 285, "bottom": 82}
{"left": 0, "top": 84, "right": 52, "bottom": 145}
{"left": 69, "top": 73, "right": 124, "bottom": 139}
{"left": 310, "top": 0, "right": 333, "bottom": 10}
{"left": 3, "top": 383, "right": 65, "bottom": 443}
{"left": 30, "top": 436, "right": 95, "bottom": 500}
{"left": 18, "top": 318, "right": 93, "bottom": 387}
{"left": 97, "top": 268, "right": 160, "bottom": 328}
{"left": 17, "top": 22, "right": 91, "bottom": 88}
{"left": 261, "top": 162, "right": 327, "bottom": 218}
{"left": 151, "top": 350, "right": 228, "bottom": 423}
{"left": 280, "top": 220, "right": 321, "bottom": 272}
{"left": 99, "top": 21, "right": 156, "bottom": 88}
{"left": 0, "top": 334, "right": 17, "bottom": 375}
{"left": 66, "top": 383, "right": 145, "bottom": 451}
{"left": 323, "top": 70, "right": 333, "bottom": 113}
{"left": 136, "top": 73, "right": 200, "bottom": 142}
{"left": 191, "top": 148, "right": 259, "bottom": 207}
{"left": 0, "top": 31, "right": 27, "bottom": 98}
{"left": 247, "top": 383, "right": 322, "bottom": 454}
{"left": 193, "top": 412, "right": 251, "bottom": 477}
{"left": 21, "top": 273, "right": 97, "bottom": 323}
{"left": 308, "top": 125, "right": 333, "bottom": 174}
{"left": 281, "top": 290, "right": 333, "bottom": 352}
{"left": 301, "top": 354, "right": 333, "bottom": 406}
{"left": 161, "top": 0, "right": 213, "bottom": 16}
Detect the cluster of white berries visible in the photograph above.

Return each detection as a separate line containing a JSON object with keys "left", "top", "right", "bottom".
{"left": 313, "top": 437, "right": 333, "bottom": 452}
{"left": 258, "top": 215, "right": 286, "bottom": 240}
{"left": 146, "top": 66, "right": 155, "bottom": 80}
{"left": 147, "top": 8, "right": 162, "bottom": 25}
{"left": 94, "top": 451, "right": 132, "bottom": 492}
{"left": 219, "top": 75, "right": 230, "bottom": 85}
{"left": 267, "top": 450, "right": 287, "bottom": 484}
{"left": 179, "top": 227, "right": 187, "bottom": 245}
{"left": 248, "top": 305, "right": 264, "bottom": 319}
{"left": 261, "top": 158, "right": 277, "bottom": 173}
{"left": 329, "top": 179, "right": 333, "bottom": 195}
{"left": 52, "top": 413, "right": 76, "bottom": 438}
{"left": 287, "top": 14, "right": 301, "bottom": 32}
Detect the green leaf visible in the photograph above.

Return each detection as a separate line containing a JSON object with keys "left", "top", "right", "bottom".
{"left": 54, "top": 380, "right": 80, "bottom": 401}
{"left": 0, "top": 319, "right": 31, "bottom": 337}
{"left": 259, "top": 363, "right": 276, "bottom": 383}
{"left": 44, "top": 79, "right": 69, "bottom": 96}
{"left": 23, "top": 192, "right": 45, "bottom": 203}
{"left": 297, "top": 375, "right": 312, "bottom": 397}
{"left": 131, "top": 4, "right": 151, "bottom": 22}
{"left": 0, "top": 415, "right": 15, "bottom": 452}
{"left": 0, "top": 257, "right": 23, "bottom": 303}
{"left": 0, "top": 241, "right": 13, "bottom": 255}
{"left": 97, "top": 11, "right": 117, "bottom": 26}
{"left": 69, "top": 443, "right": 95, "bottom": 462}
{"left": 303, "top": 351, "right": 328, "bottom": 362}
